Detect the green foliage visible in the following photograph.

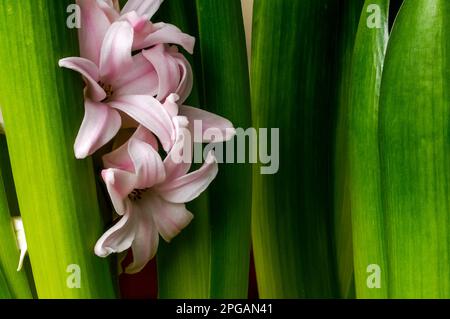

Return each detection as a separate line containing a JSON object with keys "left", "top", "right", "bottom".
{"left": 251, "top": 0, "right": 342, "bottom": 298}
{"left": 379, "top": 0, "right": 450, "bottom": 298}
{"left": 348, "top": 0, "right": 390, "bottom": 298}
{"left": 0, "top": 0, "right": 116, "bottom": 298}
{"left": 197, "top": 0, "right": 253, "bottom": 298}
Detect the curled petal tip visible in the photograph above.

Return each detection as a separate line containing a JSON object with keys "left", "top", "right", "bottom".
{"left": 186, "top": 36, "right": 196, "bottom": 55}
{"left": 13, "top": 217, "right": 27, "bottom": 272}
{"left": 94, "top": 246, "right": 111, "bottom": 258}
{"left": 167, "top": 93, "right": 180, "bottom": 104}
{"left": 178, "top": 116, "right": 189, "bottom": 128}
{"left": 74, "top": 146, "right": 90, "bottom": 160}
{"left": 101, "top": 169, "right": 115, "bottom": 184}
{"left": 95, "top": 241, "right": 118, "bottom": 258}
{"left": 205, "top": 150, "right": 218, "bottom": 164}
{"left": 225, "top": 127, "right": 237, "bottom": 141}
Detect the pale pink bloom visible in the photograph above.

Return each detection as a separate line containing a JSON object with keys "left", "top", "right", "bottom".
{"left": 92, "top": 0, "right": 196, "bottom": 104}
{"left": 95, "top": 117, "right": 218, "bottom": 274}
{"left": 142, "top": 44, "right": 193, "bottom": 104}
{"left": 121, "top": 93, "right": 236, "bottom": 154}
{"left": 77, "top": 0, "right": 195, "bottom": 65}
{"left": 158, "top": 93, "right": 237, "bottom": 144}
{"left": 92, "top": 0, "right": 196, "bottom": 101}
{"left": 59, "top": 21, "right": 194, "bottom": 158}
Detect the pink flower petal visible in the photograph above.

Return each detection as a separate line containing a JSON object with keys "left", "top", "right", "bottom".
{"left": 121, "top": 0, "right": 164, "bottom": 19}
{"left": 102, "top": 168, "right": 136, "bottom": 215}
{"left": 114, "top": 53, "right": 159, "bottom": 96}
{"left": 163, "top": 94, "right": 180, "bottom": 118}
{"left": 99, "top": 21, "right": 134, "bottom": 82}
{"left": 179, "top": 105, "right": 236, "bottom": 143}
{"left": 120, "top": 11, "right": 150, "bottom": 31}
{"left": 158, "top": 151, "right": 218, "bottom": 204}
{"left": 103, "top": 145, "right": 134, "bottom": 172}
{"left": 163, "top": 116, "right": 192, "bottom": 180}
{"left": 58, "top": 57, "right": 106, "bottom": 102}
{"left": 127, "top": 138, "right": 166, "bottom": 190}
{"left": 94, "top": 211, "right": 136, "bottom": 257}
{"left": 172, "top": 50, "right": 193, "bottom": 104}
{"left": 103, "top": 126, "right": 159, "bottom": 170}
{"left": 133, "top": 126, "right": 159, "bottom": 150}
{"left": 125, "top": 205, "right": 160, "bottom": 274}
{"left": 97, "top": 0, "right": 121, "bottom": 23}
{"left": 144, "top": 193, "right": 194, "bottom": 243}
{"left": 77, "top": 0, "right": 112, "bottom": 65}
{"left": 74, "top": 99, "right": 121, "bottom": 159}
{"left": 142, "top": 45, "right": 181, "bottom": 102}
{"left": 135, "top": 22, "right": 195, "bottom": 54}
{"left": 109, "top": 95, "right": 175, "bottom": 151}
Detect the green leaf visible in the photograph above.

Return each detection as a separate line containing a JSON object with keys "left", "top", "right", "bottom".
{"left": 156, "top": 0, "right": 210, "bottom": 299}
{"left": 157, "top": 193, "right": 210, "bottom": 298}
{"left": 379, "top": 0, "right": 450, "bottom": 298}
{"left": 0, "top": 1, "right": 116, "bottom": 298}
{"left": 348, "top": 0, "right": 390, "bottom": 298}
{"left": 196, "top": 0, "right": 253, "bottom": 298}
{"left": 333, "top": 0, "right": 366, "bottom": 298}
{"left": 0, "top": 137, "right": 33, "bottom": 299}
{"left": 0, "top": 266, "right": 12, "bottom": 299}
{"left": 251, "top": 0, "right": 342, "bottom": 298}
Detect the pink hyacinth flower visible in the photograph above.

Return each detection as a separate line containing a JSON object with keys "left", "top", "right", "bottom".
{"left": 80, "top": 0, "right": 196, "bottom": 104}
{"left": 59, "top": 21, "right": 194, "bottom": 158}
{"left": 77, "top": 0, "right": 195, "bottom": 66}
{"left": 95, "top": 117, "right": 218, "bottom": 274}
{"left": 142, "top": 44, "right": 194, "bottom": 104}
{"left": 160, "top": 93, "right": 237, "bottom": 144}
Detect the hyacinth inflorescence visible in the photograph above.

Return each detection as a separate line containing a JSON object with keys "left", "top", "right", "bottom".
{"left": 59, "top": 0, "right": 235, "bottom": 274}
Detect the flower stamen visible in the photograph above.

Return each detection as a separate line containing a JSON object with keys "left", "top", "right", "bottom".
{"left": 99, "top": 81, "right": 114, "bottom": 101}
{"left": 128, "top": 188, "right": 149, "bottom": 202}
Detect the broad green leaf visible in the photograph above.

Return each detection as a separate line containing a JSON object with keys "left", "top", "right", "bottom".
{"left": 333, "top": 0, "right": 366, "bottom": 298}
{"left": 0, "top": 1, "right": 116, "bottom": 298}
{"left": 156, "top": 0, "right": 210, "bottom": 299}
{"left": 348, "top": 0, "right": 390, "bottom": 298}
{"left": 0, "top": 266, "right": 11, "bottom": 299}
{"left": 196, "top": 0, "right": 253, "bottom": 298}
{"left": 379, "top": 0, "right": 450, "bottom": 298}
{"left": 157, "top": 193, "right": 210, "bottom": 298}
{"left": 0, "top": 137, "right": 33, "bottom": 299}
{"left": 251, "top": 0, "right": 340, "bottom": 298}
